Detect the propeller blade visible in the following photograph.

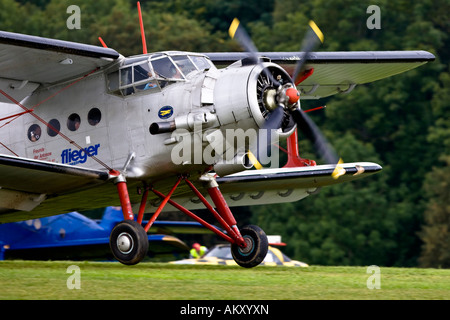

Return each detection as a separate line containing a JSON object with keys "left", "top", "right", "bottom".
{"left": 262, "top": 104, "right": 285, "bottom": 131}
{"left": 292, "top": 21, "right": 324, "bottom": 85}
{"left": 248, "top": 105, "right": 285, "bottom": 168}
{"left": 260, "top": 105, "right": 285, "bottom": 158}
{"left": 229, "top": 18, "right": 281, "bottom": 87}
{"left": 229, "top": 18, "right": 259, "bottom": 64}
{"left": 290, "top": 108, "right": 340, "bottom": 165}
{"left": 287, "top": 21, "right": 343, "bottom": 170}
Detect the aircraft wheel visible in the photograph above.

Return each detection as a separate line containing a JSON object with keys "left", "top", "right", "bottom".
{"left": 110, "top": 220, "right": 149, "bottom": 265}
{"left": 231, "top": 225, "right": 268, "bottom": 268}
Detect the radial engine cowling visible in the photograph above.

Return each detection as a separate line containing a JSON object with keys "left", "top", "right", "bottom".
{"left": 212, "top": 61, "right": 297, "bottom": 139}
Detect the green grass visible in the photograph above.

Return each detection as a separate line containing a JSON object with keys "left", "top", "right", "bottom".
{"left": 1, "top": 260, "right": 449, "bottom": 300}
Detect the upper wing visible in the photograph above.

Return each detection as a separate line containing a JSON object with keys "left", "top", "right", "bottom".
{"left": 145, "top": 162, "right": 382, "bottom": 212}
{"left": 0, "top": 154, "right": 110, "bottom": 221}
{"left": 0, "top": 30, "right": 120, "bottom": 103}
{"left": 205, "top": 51, "right": 435, "bottom": 99}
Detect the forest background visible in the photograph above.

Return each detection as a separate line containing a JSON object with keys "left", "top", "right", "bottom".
{"left": 1, "top": 0, "right": 448, "bottom": 268}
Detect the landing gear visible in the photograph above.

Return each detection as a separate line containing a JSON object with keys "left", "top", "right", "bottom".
{"left": 110, "top": 171, "right": 268, "bottom": 268}
{"left": 109, "top": 220, "right": 149, "bottom": 265}
{"left": 231, "top": 225, "right": 268, "bottom": 268}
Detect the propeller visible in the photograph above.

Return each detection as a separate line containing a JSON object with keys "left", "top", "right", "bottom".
{"left": 292, "top": 21, "right": 323, "bottom": 85}
{"left": 229, "top": 18, "right": 343, "bottom": 176}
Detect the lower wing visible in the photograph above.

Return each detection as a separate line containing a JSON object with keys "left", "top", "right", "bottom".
{"left": 145, "top": 162, "right": 382, "bottom": 212}
{"left": 0, "top": 154, "right": 110, "bottom": 222}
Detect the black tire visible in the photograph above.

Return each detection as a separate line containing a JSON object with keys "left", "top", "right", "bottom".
{"left": 231, "top": 225, "right": 268, "bottom": 268}
{"left": 110, "top": 220, "right": 149, "bottom": 265}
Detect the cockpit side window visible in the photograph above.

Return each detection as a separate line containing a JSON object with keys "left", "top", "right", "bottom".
{"left": 107, "top": 60, "right": 160, "bottom": 97}
{"left": 134, "top": 63, "right": 151, "bottom": 82}
{"left": 133, "top": 62, "right": 159, "bottom": 93}
{"left": 120, "top": 67, "right": 134, "bottom": 95}
{"left": 120, "top": 67, "right": 132, "bottom": 87}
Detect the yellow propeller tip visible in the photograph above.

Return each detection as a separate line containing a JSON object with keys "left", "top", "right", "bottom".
{"left": 229, "top": 18, "right": 240, "bottom": 39}
{"left": 309, "top": 20, "right": 324, "bottom": 43}
{"left": 331, "top": 158, "right": 345, "bottom": 179}
{"left": 247, "top": 151, "right": 263, "bottom": 170}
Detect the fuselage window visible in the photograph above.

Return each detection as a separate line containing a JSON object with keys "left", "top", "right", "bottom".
{"left": 28, "top": 124, "right": 42, "bottom": 142}
{"left": 88, "top": 108, "right": 102, "bottom": 126}
{"left": 47, "top": 119, "right": 60, "bottom": 137}
{"left": 67, "top": 113, "right": 81, "bottom": 131}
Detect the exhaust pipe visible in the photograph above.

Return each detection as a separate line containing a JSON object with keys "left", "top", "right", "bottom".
{"left": 149, "top": 121, "right": 176, "bottom": 135}
{"left": 150, "top": 111, "right": 218, "bottom": 135}
{"left": 213, "top": 152, "right": 253, "bottom": 177}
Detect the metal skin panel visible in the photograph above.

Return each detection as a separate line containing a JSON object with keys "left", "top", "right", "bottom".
{"left": 21, "top": 73, "right": 115, "bottom": 169}
{"left": 213, "top": 65, "right": 254, "bottom": 126}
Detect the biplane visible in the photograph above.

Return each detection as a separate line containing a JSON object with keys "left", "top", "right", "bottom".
{"left": 0, "top": 206, "right": 201, "bottom": 261}
{"left": 0, "top": 3, "right": 434, "bottom": 267}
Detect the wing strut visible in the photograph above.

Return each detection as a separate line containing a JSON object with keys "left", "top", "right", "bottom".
{"left": 147, "top": 175, "right": 246, "bottom": 247}
{"left": 109, "top": 172, "right": 254, "bottom": 263}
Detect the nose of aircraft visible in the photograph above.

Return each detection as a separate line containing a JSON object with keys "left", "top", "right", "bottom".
{"left": 286, "top": 87, "right": 300, "bottom": 104}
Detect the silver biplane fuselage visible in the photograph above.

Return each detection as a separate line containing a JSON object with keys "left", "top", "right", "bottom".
{"left": 1, "top": 51, "right": 294, "bottom": 182}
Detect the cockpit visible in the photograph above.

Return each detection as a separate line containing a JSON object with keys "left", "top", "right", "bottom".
{"left": 107, "top": 52, "right": 215, "bottom": 96}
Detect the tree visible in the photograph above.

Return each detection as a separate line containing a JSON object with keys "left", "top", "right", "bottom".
{"left": 419, "top": 68, "right": 450, "bottom": 267}
{"left": 253, "top": 133, "right": 398, "bottom": 266}
{"left": 249, "top": 0, "right": 447, "bottom": 267}
{"left": 419, "top": 156, "right": 450, "bottom": 268}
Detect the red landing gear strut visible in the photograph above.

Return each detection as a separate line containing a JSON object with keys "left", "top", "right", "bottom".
{"left": 109, "top": 171, "right": 268, "bottom": 267}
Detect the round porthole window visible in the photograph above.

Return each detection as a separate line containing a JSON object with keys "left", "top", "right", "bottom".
{"left": 88, "top": 108, "right": 101, "bottom": 126}
{"left": 67, "top": 113, "right": 81, "bottom": 131}
{"left": 27, "top": 124, "right": 42, "bottom": 142}
{"left": 47, "top": 119, "right": 61, "bottom": 137}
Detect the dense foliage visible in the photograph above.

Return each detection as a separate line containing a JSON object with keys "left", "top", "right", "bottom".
{"left": 2, "top": 0, "right": 448, "bottom": 267}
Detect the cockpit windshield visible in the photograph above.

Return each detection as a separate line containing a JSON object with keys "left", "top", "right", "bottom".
{"left": 172, "top": 56, "right": 197, "bottom": 77}
{"left": 107, "top": 52, "right": 215, "bottom": 97}
{"left": 151, "top": 56, "right": 180, "bottom": 79}
{"left": 150, "top": 53, "right": 213, "bottom": 80}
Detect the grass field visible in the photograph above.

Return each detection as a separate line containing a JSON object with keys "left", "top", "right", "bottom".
{"left": 1, "top": 260, "right": 449, "bottom": 300}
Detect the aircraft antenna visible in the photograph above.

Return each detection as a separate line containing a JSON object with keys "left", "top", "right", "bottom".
{"left": 137, "top": 1, "right": 147, "bottom": 54}
{"left": 98, "top": 36, "right": 108, "bottom": 48}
